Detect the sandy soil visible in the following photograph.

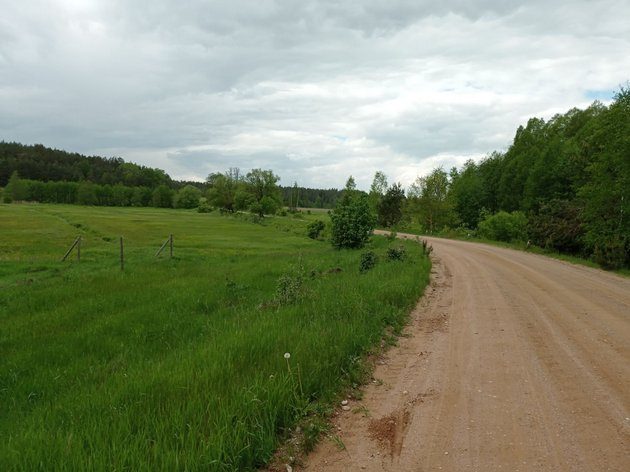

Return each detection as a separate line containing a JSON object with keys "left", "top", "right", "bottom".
{"left": 303, "top": 235, "right": 630, "bottom": 471}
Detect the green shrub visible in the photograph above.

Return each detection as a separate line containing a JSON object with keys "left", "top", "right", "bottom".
{"left": 359, "top": 250, "right": 377, "bottom": 272}
{"left": 306, "top": 220, "right": 325, "bottom": 239}
{"left": 386, "top": 246, "right": 406, "bottom": 261}
{"left": 478, "top": 211, "right": 528, "bottom": 242}
{"left": 274, "top": 266, "right": 305, "bottom": 305}
{"left": 330, "top": 193, "right": 375, "bottom": 249}
{"left": 592, "top": 236, "right": 627, "bottom": 270}
{"left": 174, "top": 185, "right": 202, "bottom": 209}
{"left": 529, "top": 199, "right": 584, "bottom": 254}
{"left": 197, "top": 197, "right": 212, "bottom": 213}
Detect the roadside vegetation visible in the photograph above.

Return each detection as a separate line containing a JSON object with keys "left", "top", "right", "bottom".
{"left": 367, "top": 86, "right": 630, "bottom": 271}
{"left": 0, "top": 204, "right": 430, "bottom": 470}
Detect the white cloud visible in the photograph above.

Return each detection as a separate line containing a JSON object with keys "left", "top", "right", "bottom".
{"left": 1, "top": 0, "right": 628, "bottom": 190}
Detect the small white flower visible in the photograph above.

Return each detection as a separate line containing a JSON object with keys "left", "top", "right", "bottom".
{"left": 284, "top": 352, "right": 291, "bottom": 359}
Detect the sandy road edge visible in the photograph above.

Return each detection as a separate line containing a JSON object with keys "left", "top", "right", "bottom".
{"left": 267, "top": 231, "right": 439, "bottom": 471}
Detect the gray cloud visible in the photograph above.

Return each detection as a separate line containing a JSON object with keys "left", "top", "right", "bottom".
{"left": 1, "top": 0, "right": 628, "bottom": 189}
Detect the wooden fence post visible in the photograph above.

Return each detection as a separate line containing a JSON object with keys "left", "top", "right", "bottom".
{"left": 77, "top": 236, "right": 81, "bottom": 262}
{"left": 61, "top": 236, "right": 81, "bottom": 262}
{"left": 169, "top": 234, "right": 173, "bottom": 258}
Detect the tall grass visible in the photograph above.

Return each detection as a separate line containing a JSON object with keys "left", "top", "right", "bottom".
{"left": 0, "top": 204, "right": 430, "bottom": 470}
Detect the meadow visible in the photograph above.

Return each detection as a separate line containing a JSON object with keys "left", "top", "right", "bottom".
{"left": 0, "top": 204, "right": 430, "bottom": 470}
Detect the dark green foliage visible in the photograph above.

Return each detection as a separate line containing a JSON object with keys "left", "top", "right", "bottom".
{"left": 152, "top": 184, "right": 174, "bottom": 208}
{"left": 439, "top": 85, "right": 630, "bottom": 269}
{"left": 207, "top": 170, "right": 240, "bottom": 212}
{"left": 76, "top": 181, "right": 98, "bottom": 205}
{"left": 330, "top": 177, "right": 376, "bottom": 249}
{"left": 307, "top": 219, "right": 325, "bottom": 239}
{"left": 406, "top": 168, "right": 456, "bottom": 233}
{"left": 386, "top": 246, "right": 406, "bottom": 261}
{"left": 0, "top": 141, "right": 171, "bottom": 188}
{"left": 478, "top": 211, "right": 528, "bottom": 242}
{"left": 174, "top": 185, "right": 202, "bottom": 209}
{"left": 528, "top": 199, "right": 584, "bottom": 254}
{"left": 4, "top": 171, "right": 27, "bottom": 202}
{"left": 279, "top": 185, "right": 342, "bottom": 209}
{"left": 449, "top": 160, "right": 483, "bottom": 228}
{"left": 377, "top": 183, "right": 405, "bottom": 227}
{"left": 245, "top": 169, "right": 282, "bottom": 217}
{"left": 579, "top": 87, "right": 630, "bottom": 269}
{"left": 197, "top": 197, "right": 212, "bottom": 213}
{"left": 359, "top": 250, "right": 377, "bottom": 272}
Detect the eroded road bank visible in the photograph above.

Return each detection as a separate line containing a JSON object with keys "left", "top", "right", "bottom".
{"left": 303, "top": 235, "right": 630, "bottom": 471}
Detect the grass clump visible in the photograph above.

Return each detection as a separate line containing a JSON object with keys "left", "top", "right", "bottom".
{"left": 386, "top": 246, "right": 406, "bottom": 261}
{"left": 306, "top": 219, "right": 325, "bottom": 240}
{"left": 359, "top": 250, "right": 377, "bottom": 273}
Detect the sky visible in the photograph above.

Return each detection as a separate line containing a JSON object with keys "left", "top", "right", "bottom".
{"left": 1, "top": 0, "right": 629, "bottom": 190}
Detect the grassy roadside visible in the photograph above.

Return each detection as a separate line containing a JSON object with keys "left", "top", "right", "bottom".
{"left": 381, "top": 223, "right": 630, "bottom": 278}
{"left": 0, "top": 203, "right": 430, "bottom": 470}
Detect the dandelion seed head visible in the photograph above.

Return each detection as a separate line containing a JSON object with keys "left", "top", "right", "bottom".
{"left": 284, "top": 352, "right": 291, "bottom": 359}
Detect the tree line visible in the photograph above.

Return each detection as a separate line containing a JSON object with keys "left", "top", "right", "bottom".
{"left": 0, "top": 142, "right": 343, "bottom": 209}
{"left": 363, "top": 86, "right": 629, "bottom": 269}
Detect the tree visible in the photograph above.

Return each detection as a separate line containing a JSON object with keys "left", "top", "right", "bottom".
{"left": 528, "top": 199, "right": 584, "bottom": 254}
{"left": 174, "top": 185, "right": 202, "bottom": 209}
{"left": 4, "top": 171, "right": 27, "bottom": 202}
{"left": 369, "top": 171, "right": 388, "bottom": 212}
{"left": 406, "top": 168, "right": 455, "bottom": 233}
{"left": 207, "top": 174, "right": 234, "bottom": 211}
{"left": 289, "top": 181, "right": 300, "bottom": 211}
{"left": 377, "top": 183, "right": 405, "bottom": 227}
{"left": 77, "top": 181, "right": 97, "bottom": 205}
{"left": 579, "top": 85, "right": 630, "bottom": 268}
{"left": 478, "top": 211, "right": 528, "bottom": 242}
{"left": 244, "top": 169, "right": 281, "bottom": 217}
{"left": 449, "top": 160, "right": 484, "bottom": 228}
{"left": 206, "top": 170, "right": 240, "bottom": 212}
{"left": 330, "top": 177, "right": 375, "bottom": 249}
{"left": 152, "top": 184, "right": 174, "bottom": 208}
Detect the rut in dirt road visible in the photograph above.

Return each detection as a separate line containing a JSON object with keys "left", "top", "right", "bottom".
{"left": 303, "top": 235, "right": 630, "bottom": 472}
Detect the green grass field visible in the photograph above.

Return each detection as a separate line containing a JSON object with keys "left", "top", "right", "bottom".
{"left": 0, "top": 204, "right": 430, "bottom": 470}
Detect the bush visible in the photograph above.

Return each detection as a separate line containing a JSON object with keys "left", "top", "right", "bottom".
{"left": 528, "top": 199, "right": 584, "bottom": 254}
{"left": 592, "top": 236, "right": 627, "bottom": 270}
{"left": 386, "top": 246, "right": 406, "bottom": 261}
{"left": 197, "top": 197, "right": 212, "bottom": 213}
{"left": 152, "top": 185, "right": 174, "bottom": 208}
{"left": 359, "top": 251, "right": 377, "bottom": 272}
{"left": 330, "top": 193, "right": 375, "bottom": 249}
{"left": 174, "top": 185, "right": 202, "bottom": 209}
{"left": 306, "top": 220, "right": 325, "bottom": 239}
{"left": 2, "top": 187, "right": 11, "bottom": 203}
{"left": 478, "top": 211, "right": 528, "bottom": 242}
{"left": 274, "top": 266, "right": 305, "bottom": 305}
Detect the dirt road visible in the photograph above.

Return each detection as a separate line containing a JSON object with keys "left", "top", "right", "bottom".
{"left": 304, "top": 235, "right": 630, "bottom": 471}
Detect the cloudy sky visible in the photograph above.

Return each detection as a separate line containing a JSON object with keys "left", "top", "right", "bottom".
{"left": 1, "top": 0, "right": 629, "bottom": 189}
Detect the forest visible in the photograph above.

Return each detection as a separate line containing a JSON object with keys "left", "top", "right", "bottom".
{"left": 0, "top": 142, "right": 342, "bottom": 209}
{"left": 372, "top": 87, "right": 629, "bottom": 270}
